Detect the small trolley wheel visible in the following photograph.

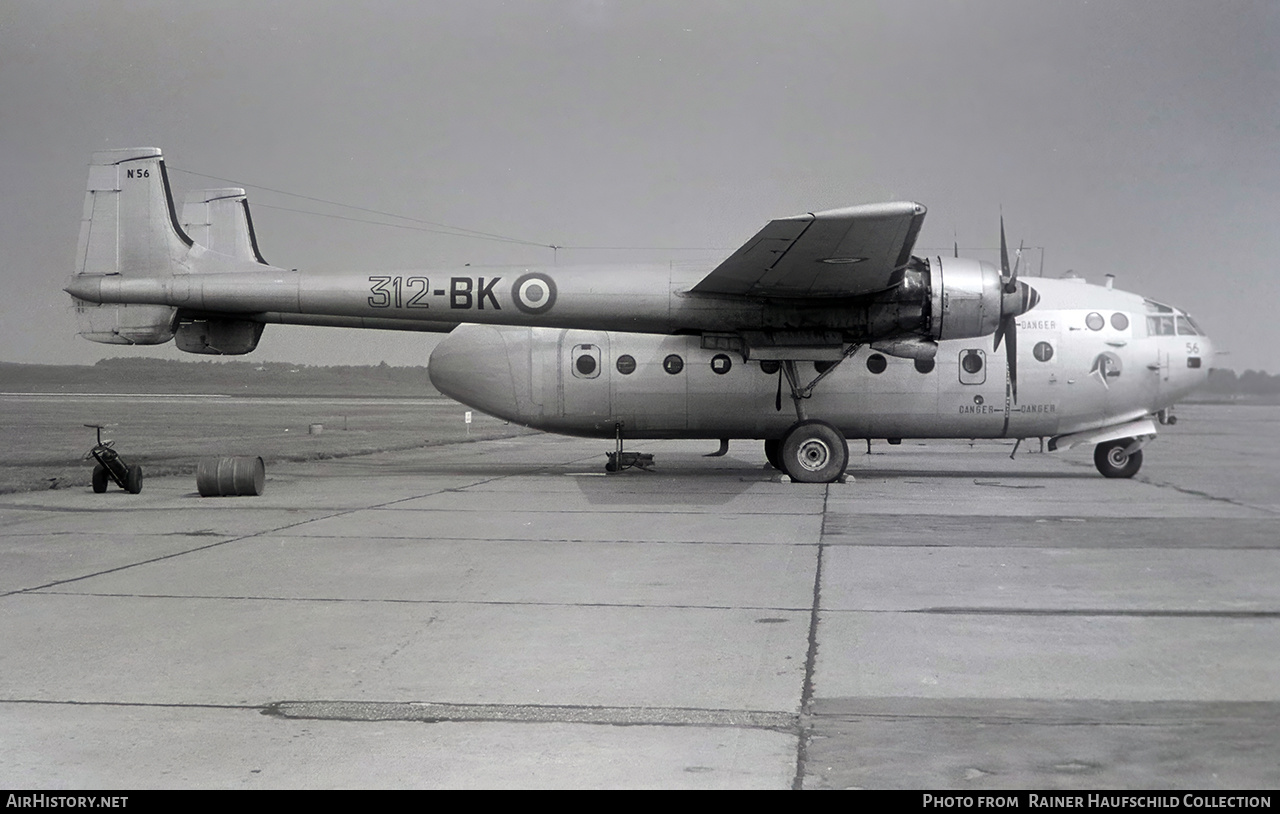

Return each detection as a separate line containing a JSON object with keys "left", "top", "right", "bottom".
{"left": 124, "top": 465, "right": 144, "bottom": 494}
{"left": 780, "top": 420, "right": 849, "bottom": 483}
{"left": 763, "top": 439, "right": 784, "bottom": 471}
{"left": 92, "top": 464, "right": 108, "bottom": 493}
{"left": 1094, "top": 439, "right": 1143, "bottom": 479}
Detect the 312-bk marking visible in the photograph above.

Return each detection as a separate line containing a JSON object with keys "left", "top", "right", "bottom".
{"left": 367, "top": 276, "right": 502, "bottom": 310}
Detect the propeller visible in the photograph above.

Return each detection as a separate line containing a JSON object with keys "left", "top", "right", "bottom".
{"left": 991, "top": 215, "right": 1039, "bottom": 403}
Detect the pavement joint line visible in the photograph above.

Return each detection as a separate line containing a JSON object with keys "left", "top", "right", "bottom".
{"left": 258, "top": 534, "right": 821, "bottom": 545}
{"left": 0, "top": 474, "right": 514, "bottom": 598}
{"left": 890, "top": 607, "right": 1280, "bottom": 618}
{"left": 792, "top": 482, "right": 829, "bottom": 791}
{"left": 1134, "top": 475, "right": 1280, "bottom": 517}
{"left": 264, "top": 700, "right": 800, "bottom": 731}
{"left": 24, "top": 590, "right": 815, "bottom": 613}
{"left": 0, "top": 455, "right": 602, "bottom": 598}
{"left": 1057, "top": 455, "right": 1279, "bottom": 516}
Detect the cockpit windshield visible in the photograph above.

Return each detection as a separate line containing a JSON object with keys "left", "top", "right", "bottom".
{"left": 1143, "top": 300, "right": 1203, "bottom": 336}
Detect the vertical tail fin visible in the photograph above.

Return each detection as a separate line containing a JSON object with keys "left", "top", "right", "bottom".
{"left": 181, "top": 188, "right": 269, "bottom": 265}
{"left": 173, "top": 188, "right": 270, "bottom": 354}
{"left": 72, "top": 148, "right": 190, "bottom": 345}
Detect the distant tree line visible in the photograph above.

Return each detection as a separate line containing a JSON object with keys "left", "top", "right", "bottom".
{"left": 1205, "top": 368, "right": 1280, "bottom": 397}
{"left": 1, "top": 358, "right": 436, "bottom": 397}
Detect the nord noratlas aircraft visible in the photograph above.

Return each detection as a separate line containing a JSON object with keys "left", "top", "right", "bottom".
{"left": 65, "top": 148, "right": 1213, "bottom": 482}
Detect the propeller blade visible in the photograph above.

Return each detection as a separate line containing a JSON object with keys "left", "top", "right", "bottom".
{"left": 999, "top": 215, "right": 1011, "bottom": 278}
{"left": 1006, "top": 313, "right": 1019, "bottom": 404}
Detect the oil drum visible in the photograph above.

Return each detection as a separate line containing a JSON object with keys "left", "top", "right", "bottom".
{"left": 196, "top": 456, "right": 265, "bottom": 497}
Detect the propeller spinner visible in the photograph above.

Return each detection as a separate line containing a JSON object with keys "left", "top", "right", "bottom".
{"left": 991, "top": 216, "right": 1040, "bottom": 403}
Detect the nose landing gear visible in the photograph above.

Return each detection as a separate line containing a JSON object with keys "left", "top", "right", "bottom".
{"left": 1094, "top": 438, "right": 1144, "bottom": 479}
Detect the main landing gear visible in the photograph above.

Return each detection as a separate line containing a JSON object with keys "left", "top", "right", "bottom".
{"left": 764, "top": 353, "right": 857, "bottom": 484}
{"left": 1094, "top": 438, "right": 1144, "bottom": 479}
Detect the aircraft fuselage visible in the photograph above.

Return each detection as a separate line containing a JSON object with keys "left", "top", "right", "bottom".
{"left": 428, "top": 277, "right": 1212, "bottom": 444}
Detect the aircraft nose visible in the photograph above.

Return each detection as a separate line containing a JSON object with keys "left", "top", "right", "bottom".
{"left": 429, "top": 325, "right": 522, "bottom": 420}
{"left": 1199, "top": 332, "right": 1216, "bottom": 372}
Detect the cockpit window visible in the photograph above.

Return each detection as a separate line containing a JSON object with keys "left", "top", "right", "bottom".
{"left": 1176, "top": 316, "right": 1201, "bottom": 336}
{"left": 1144, "top": 299, "right": 1175, "bottom": 314}
{"left": 1147, "top": 315, "right": 1176, "bottom": 336}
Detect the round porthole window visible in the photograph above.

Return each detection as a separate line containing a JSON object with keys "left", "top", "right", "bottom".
{"left": 760, "top": 360, "right": 780, "bottom": 375}
{"left": 1033, "top": 341, "right": 1054, "bottom": 362}
{"left": 1086, "top": 312, "right": 1105, "bottom": 331}
{"left": 663, "top": 354, "right": 684, "bottom": 375}
{"left": 616, "top": 354, "right": 636, "bottom": 375}
{"left": 962, "top": 350, "right": 984, "bottom": 374}
{"left": 576, "top": 354, "right": 597, "bottom": 376}
{"left": 866, "top": 354, "right": 887, "bottom": 374}
{"left": 710, "top": 354, "right": 732, "bottom": 374}
{"left": 914, "top": 357, "right": 935, "bottom": 374}
{"left": 1111, "top": 312, "right": 1129, "bottom": 331}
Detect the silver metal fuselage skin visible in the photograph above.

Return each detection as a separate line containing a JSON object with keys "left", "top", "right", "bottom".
{"left": 428, "top": 278, "right": 1213, "bottom": 442}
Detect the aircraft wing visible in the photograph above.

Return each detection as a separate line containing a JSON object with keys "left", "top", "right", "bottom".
{"left": 690, "top": 201, "right": 926, "bottom": 298}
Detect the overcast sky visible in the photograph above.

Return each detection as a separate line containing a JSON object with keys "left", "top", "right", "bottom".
{"left": 2, "top": 0, "right": 1277, "bottom": 371}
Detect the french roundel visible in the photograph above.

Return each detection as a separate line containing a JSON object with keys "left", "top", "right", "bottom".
{"left": 512, "top": 273, "right": 557, "bottom": 315}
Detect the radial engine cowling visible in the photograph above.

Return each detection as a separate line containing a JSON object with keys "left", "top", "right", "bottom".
{"left": 926, "top": 256, "right": 1038, "bottom": 341}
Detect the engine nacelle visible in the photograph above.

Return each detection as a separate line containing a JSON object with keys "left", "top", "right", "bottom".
{"left": 926, "top": 256, "right": 1006, "bottom": 342}
{"left": 175, "top": 318, "right": 265, "bottom": 355}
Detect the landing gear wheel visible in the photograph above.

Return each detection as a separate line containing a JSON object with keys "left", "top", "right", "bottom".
{"left": 1094, "top": 440, "right": 1143, "bottom": 479}
{"left": 124, "top": 465, "right": 144, "bottom": 494}
{"left": 92, "top": 464, "right": 108, "bottom": 493}
{"left": 780, "top": 420, "right": 849, "bottom": 483}
{"left": 763, "top": 439, "right": 784, "bottom": 471}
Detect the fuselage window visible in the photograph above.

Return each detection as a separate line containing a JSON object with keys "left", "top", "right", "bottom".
{"left": 1086, "top": 312, "right": 1105, "bottom": 331}
{"left": 865, "top": 354, "right": 887, "bottom": 374}
{"left": 1033, "top": 341, "right": 1054, "bottom": 362}
{"left": 1111, "top": 313, "right": 1130, "bottom": 331}
{"left": 616, "top": 354, "right": 636, "bottom": 375}
{"left": 1176, "top": 316, "right": 1200, "bottom": 336}
{"left": 759, "top": 360, "right": 780, "bottom": 375}
{"left": 914, "top": 357, "right": 935, "bottom": 374}
{"left": 814, "top": 360, "right": 836, "bottom": 374}
{"left": 571, "top": 343, "right": 601, "bottom": 379}
{"left": 959, "top": 349, "right": 986, "bottom": 385}
{"left": 663, "top": 354, "right": 684, "bottom": 375}
{"left": 710, "top": 354, "right": 732, "bottom": 374}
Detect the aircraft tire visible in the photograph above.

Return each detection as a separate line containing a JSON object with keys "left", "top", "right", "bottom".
{"left": 92, "top": 465, "right": 108, "bottom": 493}
{"left": 780, "top": 420, "right": 849, "bottom": 483}
{"left": 125, "top": 465, "right": 144, "bottom": 494}
{"left": 1094, "top": 440, "right": 1143, "bottom": 479}
{"left": 763, "top": 439, "right": 784, "bottom": 470}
